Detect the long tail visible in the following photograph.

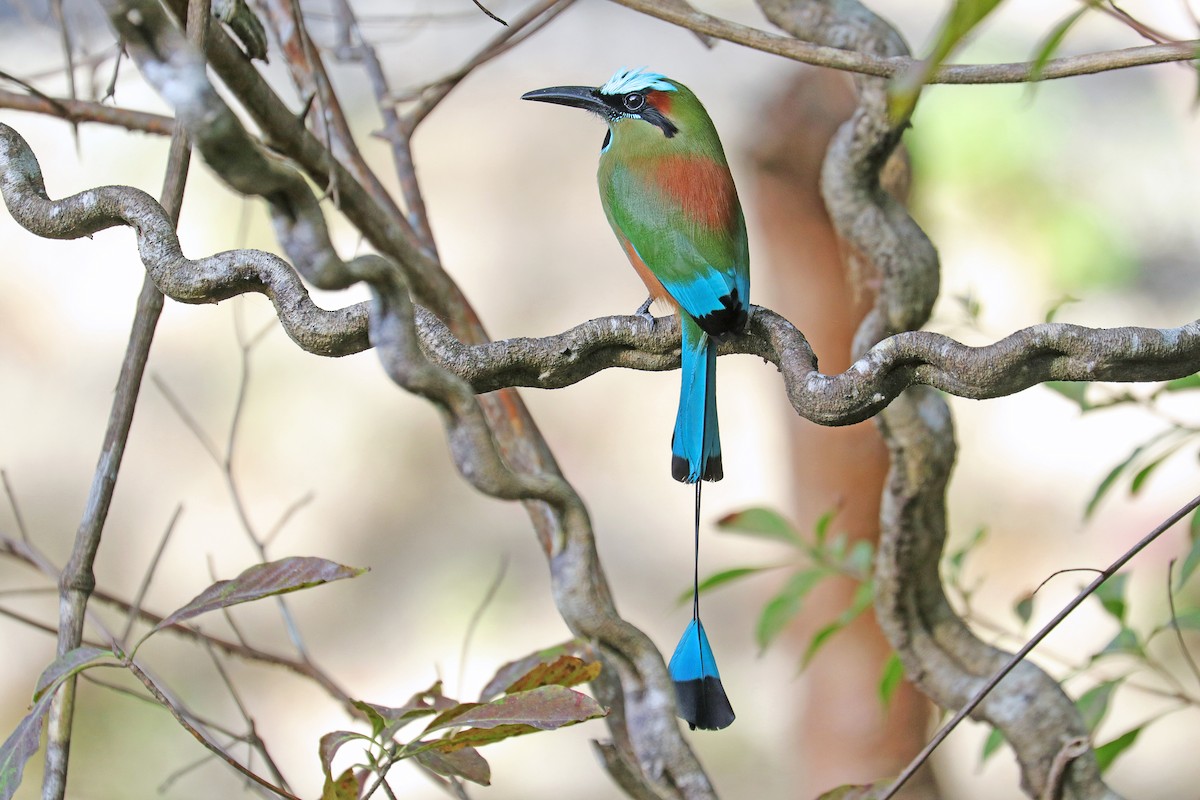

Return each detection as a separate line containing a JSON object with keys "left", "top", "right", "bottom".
{"left": 671, "top": 315, "right": 722, "bottom": 484}
{"left": 668, "top": 481, "right": 735, "bottom": 730}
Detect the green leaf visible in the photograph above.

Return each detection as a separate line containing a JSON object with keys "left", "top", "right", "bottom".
{"left": 500, "top": 655, "right": 601, "bottom": 695}
{"left": 947, "top": 526, "right": 987, "bottom": 577}
{"left": 716, "top": 507, "right": 801, "bottom": 545}
{"left": 890, "top": 0, "right": 1005, "bottom": 121}
{"left": 1094, "top": 574, "right": 1128, "bottom": 623}
{"left": 1094, "top": 627, "right": 1142, "bottom": 660}
{"left": 1045, "top": 381, "right": 1091, "bottom": 411}
{"left": 1083, "top": 432, "right": 1174, "bottom": 518}
{"left": 980, "top": 726, "right": 1006, "bottom": 763}
{"left": 813, "top": 508, "right": 837, "bottom": 549}
{"left": 1129, "top": 441, "right": 1187, "bottom": 496}
{"left": 801, "top": 582, "right": 874, "bottom": 668}
{"left": 421, "top": 685, "right": 605, "bottom": 738}
{"left": 877, "top": 652, "right": 904, "bottom": 710}
{"left": 1014, "top": 593, "right": 1034, "bottom": 626}
{"left": 354, "top": 682, "right": 457, "bottom": 741}
{"left": 844, "top": 541, "right": 874, "bottom": 579}
{"left": 1044, "top": 294, "right": 1080, "bottom": 323}
{"left": 1171, "top": 608, "right": 1200, "bottom": 631}
{"left": 1178, "top": 521, "right": 1200, "bottom": 590}
{"left": 479, "top": 642, "right": 588, "bottom": 701}
{"left": 679, "top": 566, "right": 773, "bottom": 604}
{"left": 1094, "top": 726, "right": 1141, "bottom": 772}
{"left": 1029, "top": 9, "right": 1089, "bottom": 84}
{"left": 32, "top": 646, "right": 116, "bottom": 702}
{"left": 1075, "top": 679, "right": 1121, "bottom": 733}
{"left": 1162, "top": 372, "right": 1200, "bottom": 393}
{"left": 826, "top": 533, "right": 848, "bottom": 564}
{"left": 317, "top": 731, "right": 371, "bottom": 782}
{"left": 320, "top": 767, "right": 363, "bottom": 800}
{"left": 151, "top": 557, "right": 366, "bottom": 635}
{"left": 1, "top": 647, "right": 118, "bottom": 798}
{"left": 756, "top": 569, "right": 826, "bottom": 652}
{"left": 415, "top": 746, "right": 491, "bottom": 785}
{"left": 0, "top": 691, "right": 54, "bottom": 800}
{"left": 815, "top": 781, "right": 893, "bottom": 799}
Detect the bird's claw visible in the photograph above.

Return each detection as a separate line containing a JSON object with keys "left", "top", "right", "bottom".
{"left": 634, "top": 296, "right": 657, "bottom": 327}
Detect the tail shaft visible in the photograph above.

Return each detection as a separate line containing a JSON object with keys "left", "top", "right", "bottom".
{"left": 667, "top": 481, "right": 735, "bottom": 730}
{"left": 671, "top": 315, "right": 722, "bottom": 483}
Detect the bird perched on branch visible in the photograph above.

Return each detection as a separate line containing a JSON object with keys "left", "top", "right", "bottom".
{"left": 523, "top": 66, "right": 748, "bottom": 731}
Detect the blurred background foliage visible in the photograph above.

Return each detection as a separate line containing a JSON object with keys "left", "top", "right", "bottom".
{"left": 1, "top": 0, "right": 1199, "bottom": 798}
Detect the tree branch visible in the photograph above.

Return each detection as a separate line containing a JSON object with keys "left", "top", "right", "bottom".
{"left": 611, "top": 0, "right": 1199, "bottom": 84}
{"left": 79, "top": 1, "right": 718, "bottom": 795}
{"left": 0, "top": 129, "right": 1194, "bottom": 418}
{"left": 0, "top": 88, "right": 175, "bottom": 134}
{"left": 757, "top": 1, "right": 1120, "bottom": 798}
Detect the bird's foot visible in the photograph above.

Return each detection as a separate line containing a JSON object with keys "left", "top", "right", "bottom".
{"left": 634, "top": 296, "right": 657, "bottom": 327}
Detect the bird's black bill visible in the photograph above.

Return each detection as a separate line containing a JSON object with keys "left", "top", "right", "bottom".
{"left": 521, "top": 85, "right": 608, "bottom": 115}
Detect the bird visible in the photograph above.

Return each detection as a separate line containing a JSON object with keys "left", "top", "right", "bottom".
{"left": 523, "top": 66, "right": 746, "bottom": 731}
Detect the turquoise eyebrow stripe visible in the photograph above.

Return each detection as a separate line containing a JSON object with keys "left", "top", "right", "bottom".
{"left": 601, "top": 66, "right": 678, "bottom": 95}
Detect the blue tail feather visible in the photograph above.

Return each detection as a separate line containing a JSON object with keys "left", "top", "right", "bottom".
{"left": 668, "top": 619, "right": 735, "bottom": 731}
{"left": 671, "top": 315, "right": 722, "bottom": 483}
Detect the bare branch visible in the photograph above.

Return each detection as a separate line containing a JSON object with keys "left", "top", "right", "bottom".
{"left": 39, "top": 32, "right": 200, "bottom": 791}
{"left": 611, "top": 0, "right": 1199, "bottom": 83}
{"left": 0, "top": 124, "right": 370, "bottom": 356}
{"left": 1, "top": 126, "right": 1193, "bottom": 423}
{"left": 0, "top": 87, "right": 174, "bottom": 134}
{"left": 883, "top": 494, "right": 1200, "bottom": 799}
{"left": 757, "top": 2, "right": 1121, "bottom": 799}
{"left": 0, "top": 531, "right": 359, "bottom": 713}
{"left": 77, "top": 2, "right": 717, "bottom": 795}
{"left": 126, "top": 660, "right": 302, "bottom": 800}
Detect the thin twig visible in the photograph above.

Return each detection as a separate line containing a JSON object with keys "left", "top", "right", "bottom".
{"left": 456, "top": 556, "right": 508, "bottom": 698}
{"left": 2, "top": 470, "right": 31, "bottom": 543}
{"left": 881, "top": 492, "right": 1200, "bottom": 799}
{"left": 39, "top": 4, "right": 205, "bottom": 792}
{"left": 0, "top": 88, "right": 175, "bottom": 134}
{"left": 328, "top": 0, "right": 439, "bottom": 253}
{"left": 610, "top": 0, "right": 1199, "bottom": 83}
{"left": 1033, "top": 567, "right": 1106, "bottom": 595}
{"left": 261, "top": 491, "right": 315, "bottom": 549}
{"left": 470, "top": 0, "right": 508, "bottom": 25}
{"left": 1166, "top": 559, "right": 1200, "bottom": 690}
{"left": 201, "top": 639, "right": 292, "bottom": 793}
{"left": 126, "top": 660, "right": 302, "bottom": 800}
{"left": 49, "top": 0, "right": 80, "bottom": 149}
{"left": 41, "top": 87, "right": 194, "bottom": 800}
{"left": 121, "top": 504, "right": 184, "bottom": 645}
{"left": 151, "top": 375, "right": 223, "bottom": 464}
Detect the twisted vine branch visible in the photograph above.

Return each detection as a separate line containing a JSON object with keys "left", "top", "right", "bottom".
{"left": 2, "top": 119, "right": 1197, "bottom": 417}
{"left": 754, "top": 1, "right": 1129, "bottom": 798}
{"left": 4, "top": 0, "right": 1200, "bottom": 797}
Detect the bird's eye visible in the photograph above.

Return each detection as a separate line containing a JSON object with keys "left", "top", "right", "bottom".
{"left": 623, "top": 93, "right": 645, "bottom": 112}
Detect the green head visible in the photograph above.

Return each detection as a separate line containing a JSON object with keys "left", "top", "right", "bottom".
{"left": 522, "top": 67, "right": 725, "bottom": 160}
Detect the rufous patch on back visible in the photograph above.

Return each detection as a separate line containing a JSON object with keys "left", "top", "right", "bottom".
{"left": 651, "top": 155, "right": 736, "bottom": 230}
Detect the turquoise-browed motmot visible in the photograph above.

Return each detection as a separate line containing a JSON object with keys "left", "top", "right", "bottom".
{"left": 523, "top": 67, "right": 747, "bottom": 731}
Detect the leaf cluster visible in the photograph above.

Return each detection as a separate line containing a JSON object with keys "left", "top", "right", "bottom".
{"left": 0, "top": 557, "right": 605, "bottom": 800}
{"left": 694, "top": 508, "right": 886, "bottom": 695}
{"left": 320, "top": 652, "right": 604, "bottom": 796}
